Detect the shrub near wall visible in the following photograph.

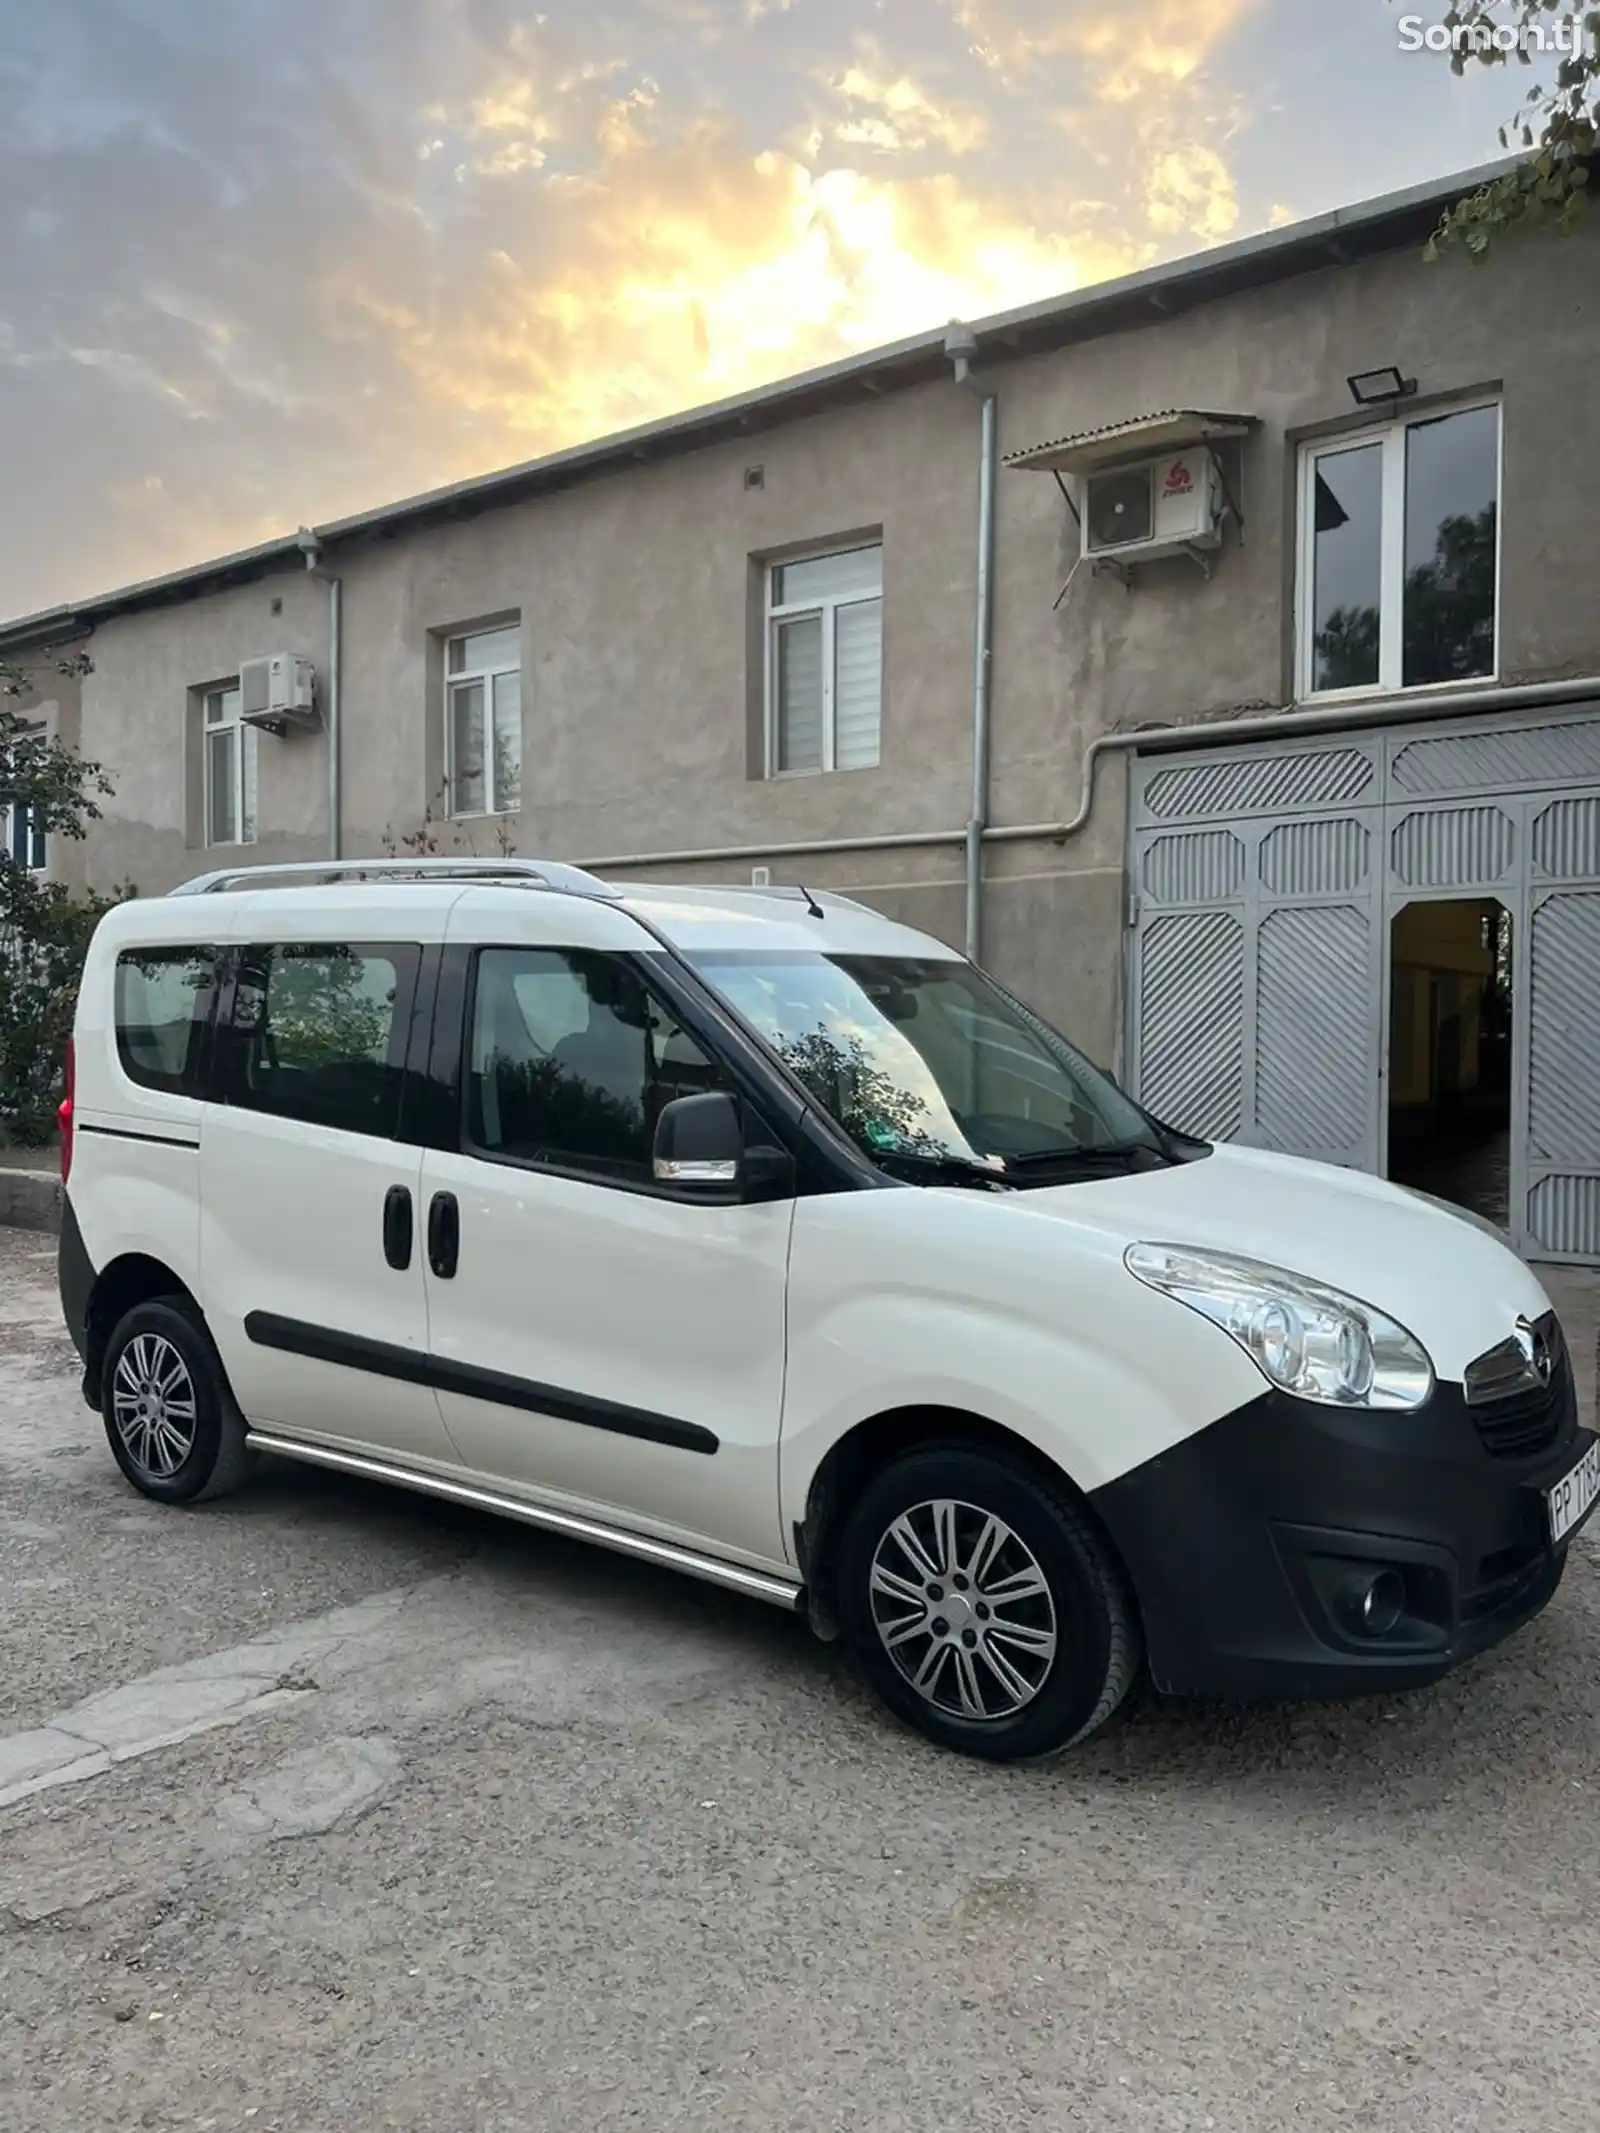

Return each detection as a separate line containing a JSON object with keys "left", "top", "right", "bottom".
{"left": 0, "top": 664, "right": 127, "bottom": 1149}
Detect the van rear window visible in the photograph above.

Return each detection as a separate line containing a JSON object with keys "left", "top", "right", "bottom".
{"left": 219, "top": 942, "right": 417, "bottom": 1139}
{"left": 115, "top": 948, "right": 216, "bottom": 1096}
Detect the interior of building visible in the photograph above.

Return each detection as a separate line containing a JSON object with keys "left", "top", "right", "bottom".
{"left": 1386, "top": 897, "right": 1513, "bottom": 1229}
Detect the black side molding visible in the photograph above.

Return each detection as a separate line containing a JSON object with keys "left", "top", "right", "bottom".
{"left": 242, "top": 1312, "right": 720, "bottom": 1456}
{"left": 77, "top": 1123, "right": 200, "bottom": 1150}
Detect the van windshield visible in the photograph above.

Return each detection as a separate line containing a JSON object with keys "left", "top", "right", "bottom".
{"left": 689, "top": 950, "right": 1182, "bottom": 1182}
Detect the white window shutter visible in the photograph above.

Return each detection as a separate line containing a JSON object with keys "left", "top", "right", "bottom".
{"left": 833, "top": 598, "right": 882, "bottom": 770}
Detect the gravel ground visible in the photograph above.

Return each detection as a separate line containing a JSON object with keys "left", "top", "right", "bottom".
{"left": 3, "top": 1225, "right": 1599, "bottom": 2133}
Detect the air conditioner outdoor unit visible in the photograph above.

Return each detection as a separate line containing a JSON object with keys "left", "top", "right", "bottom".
{"left": 238, "top": 652, "right": 318, "bottom": 731}
{"left": 1081, "top": 449, "right": 1224, "bottom": 565}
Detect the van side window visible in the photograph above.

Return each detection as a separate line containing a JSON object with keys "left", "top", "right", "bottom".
{"left": 114, "top": 948, "right": 217, "bottom": 1096}
{"left": 221, "top": 942, "right": 418, "bottom": 1139}
{"left": 467, "top": 948, "right": 726, "bottom": 1184}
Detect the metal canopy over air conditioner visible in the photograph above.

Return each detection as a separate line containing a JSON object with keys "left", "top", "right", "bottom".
{"left": 1006, "top": 409, "right": 1257, "bottom": 590}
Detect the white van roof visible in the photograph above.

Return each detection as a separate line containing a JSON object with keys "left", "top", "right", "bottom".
{"left": 104, "top": 858, "right": 961, "bottom": 964}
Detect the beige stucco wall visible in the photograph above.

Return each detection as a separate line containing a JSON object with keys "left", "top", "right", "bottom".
{"left": 58, "top": 219, "right": 1600, "bottom": 1071}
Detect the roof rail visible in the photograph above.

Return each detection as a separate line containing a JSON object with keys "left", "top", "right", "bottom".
{"left": 168, "top": 857, "right": 618, "bottom": 899}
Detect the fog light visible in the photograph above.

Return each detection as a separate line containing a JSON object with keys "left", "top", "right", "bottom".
{"left": 1355, "top": 1569, "right": 1406, "bottom": 1639}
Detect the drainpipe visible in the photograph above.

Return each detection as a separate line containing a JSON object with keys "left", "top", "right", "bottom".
{"left": 298, "top": 527, "right": 342, "bottom": 860}
{"left": 945, "top": 325, "right": 997, "bottom": 963}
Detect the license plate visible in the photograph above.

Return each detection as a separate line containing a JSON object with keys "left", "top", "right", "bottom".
{"left": 1548, "top": 1441, "right": 1600, "bottom": 1545}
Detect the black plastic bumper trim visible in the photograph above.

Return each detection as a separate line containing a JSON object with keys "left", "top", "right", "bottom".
{"left": 242, "top": 1310, "right": 719, "bottom": 1455}
{"left": 56, "top": 1191, "right": 95, "bottom": 1364}
{"left": 1091, "top": 1365, "right": 1592, "bottom": 1702}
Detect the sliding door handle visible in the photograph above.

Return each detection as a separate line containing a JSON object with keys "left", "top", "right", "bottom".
{"left": 427, "top": 1190, "right": 460, "bottom": 1280}
{"left": 382, "top": 1185, "right": 413, "bottom": 1271}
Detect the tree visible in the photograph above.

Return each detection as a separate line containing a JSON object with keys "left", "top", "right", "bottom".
{"left": 1401, "top": 4, "right": 1598, "bottom": 257}
{"left": 0, "top": 648, "right": 124, "bottom": 1146}
{"left": 1312, "top": 604, "right": 1383, "bottom": 693}
{"left": 1400, "top": 503, "right": 1498, "bottom": 684}
{"left": 773, "top": 1026, "right": 943, "bottom": 1155}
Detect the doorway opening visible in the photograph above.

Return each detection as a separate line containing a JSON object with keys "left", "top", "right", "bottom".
{"left": 1387, "top": 898, "right": 1513, "bottom": 1228}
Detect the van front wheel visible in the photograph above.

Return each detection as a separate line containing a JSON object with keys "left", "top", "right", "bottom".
{"left": 837, "top": 1445, "right": 1140, "bottom": 1760}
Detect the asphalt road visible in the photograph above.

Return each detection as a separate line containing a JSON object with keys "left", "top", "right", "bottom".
{"left": 4, "top": 1223, "right": 1600, "bottom": 2133}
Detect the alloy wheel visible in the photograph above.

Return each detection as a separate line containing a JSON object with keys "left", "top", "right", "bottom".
{"left": 868, "top": 1497, "right": 1058, "bottom": 1721}
{"left": 110, "top": 1332, "right": 198, "bottom": 1480}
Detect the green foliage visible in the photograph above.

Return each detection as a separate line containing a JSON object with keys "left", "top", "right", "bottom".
{"left": 1313, "top": 502, "right": 1498, "bottom": 691}
{"left": 1399, "top": 503, "right": 1499, "bottom": 681}
{"left": 775, "top": 1027, "right": 941, "bottom": 1154}
{"left": 1313, "top": 605, "right": 1383, "bottom": 694}
{"left": 1402, "top": 4, "right": 1598, "bottom": 258}
{"left": 0, "top": 650, "right": 127, "bottom": 1147}
{"left": 263, "top": 948, "right": 394, "bottom": 1073}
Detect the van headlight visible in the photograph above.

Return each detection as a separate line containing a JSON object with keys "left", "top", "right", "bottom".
{"left": 1124, "top": 1243, "right": 1434, "bottom": 1411}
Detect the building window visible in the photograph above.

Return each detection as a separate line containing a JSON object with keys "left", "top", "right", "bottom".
{"left": 2, "top": 724, "right": 49, "bottom": 871}
{"left": 447, "top": 624, "right": 522, "bottom": 816}
{"left": 204, "top": 683, "right": 258, "bottom": 847}
{"left": 1299, "top": 401, "right": 1500, "bottom": 698}
{"left": 766, "top": 543, "right": 883, "bottom": 775}
{"left": 4, "top": 802, "right": 47, "bottom": 870}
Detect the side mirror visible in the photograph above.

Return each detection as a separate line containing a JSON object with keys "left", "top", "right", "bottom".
{"left": 652, "top": 1091, "right": 794, "bottom": 1202}
{"left": 653, "top": 1091, "right": 745, "bottom": 1190}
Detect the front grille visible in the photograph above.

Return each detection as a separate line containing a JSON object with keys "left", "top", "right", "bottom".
{"left": 1469, "top": 1315, "right": 1573, "bottom": 1461}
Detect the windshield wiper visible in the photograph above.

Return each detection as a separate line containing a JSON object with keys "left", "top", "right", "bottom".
{"left": 1002, "top": 1139, "right": 1160, "bottom": 1171}
{"left": 870, "top": 1148, "right": 1013, "bottom": 1190}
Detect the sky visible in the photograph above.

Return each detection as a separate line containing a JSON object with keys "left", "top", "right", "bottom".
{"left": 0, "top": 0, "right": 1533, "bottom": 621}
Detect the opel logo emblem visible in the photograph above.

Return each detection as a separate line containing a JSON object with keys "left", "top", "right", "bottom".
{"left": 1514, "top": 1317, "right": 1554, "bottom": 1388}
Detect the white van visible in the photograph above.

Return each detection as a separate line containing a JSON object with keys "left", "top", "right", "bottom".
{"left": 58, "top": 858, "right": 1597, "bottom": 1759}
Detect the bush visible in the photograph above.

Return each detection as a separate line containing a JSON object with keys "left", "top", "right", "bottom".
{"left": 1, "top": 661, "right": 128, "bottom": 1148}
{"left": 0, "top": 874, "right": 126, "bottom": 1143}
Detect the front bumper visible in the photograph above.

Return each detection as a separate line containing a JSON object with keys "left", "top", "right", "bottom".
{"left": 1091, "top": 1356, "right": 1593, "bottom": 1702}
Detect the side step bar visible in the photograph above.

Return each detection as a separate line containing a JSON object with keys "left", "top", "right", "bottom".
{"left": 245, "top": 1431, "right": 806, "bottom": 1611}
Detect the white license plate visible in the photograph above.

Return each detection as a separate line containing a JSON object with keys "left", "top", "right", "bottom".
{"left": 1548, "top": 1441, "right": 1600, "bottom": 1545}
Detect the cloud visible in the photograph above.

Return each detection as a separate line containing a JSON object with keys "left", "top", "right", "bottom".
{"left": 830, "top": 50, "right": 989, "bottom": 155}
{"left": 368, "top": 118, "right": 1130, "bottom": 445}
{"left": 948, "top": 0, "right": 1263, "bottom": 97}
{"left": 0, "top": 0, "right": 1297, "bottom": 617}
{"left": 1144, "top": 144, "right": 1239, "bottom": 244}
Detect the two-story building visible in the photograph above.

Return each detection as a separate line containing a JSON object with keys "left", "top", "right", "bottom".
{"left": 5, "top": 159, "right": 1598, "bottom": 1260}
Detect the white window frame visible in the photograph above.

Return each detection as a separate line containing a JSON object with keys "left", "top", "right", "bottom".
{"left": 764, "top": 543, "right": 883, "bottom": 778}
{"left": 1295, "top": 398, "right": 1502, "bottom": 703}
{"left": 3, "top": 724, "right": 49, "bottom": 873}
{"left": 203, "top": 682, "right": 257, "bottom": 849}
{"left": 446, "top": 624, "right": 522, "bottom": 818}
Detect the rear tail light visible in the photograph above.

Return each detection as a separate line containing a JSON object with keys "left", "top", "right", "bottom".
{"left": 58, "top": 1038, "right": 74, "bottom": 1184}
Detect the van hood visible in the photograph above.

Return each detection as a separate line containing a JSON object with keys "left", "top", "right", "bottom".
{"left": 1016, "top": 1143, "right": 1551, "bottom": 1384}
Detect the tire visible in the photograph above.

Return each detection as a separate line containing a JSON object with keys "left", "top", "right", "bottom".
{"left": 100, "top": 1296, "right": 254, "bottom": 1506}
{"left": 837, "top": 1443, "right": 1141, "bottom": 1761}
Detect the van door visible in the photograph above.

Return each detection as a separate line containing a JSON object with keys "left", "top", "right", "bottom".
{"left": 416, "top": 918, "right": 793, "bottom": 1570}
{"left": 200, "top": 927, "right": 461, "bottom": 1468}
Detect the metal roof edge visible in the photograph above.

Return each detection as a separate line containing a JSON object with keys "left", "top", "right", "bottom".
{"left": 0, "top": 152, "right": 1528, "bottom": 646}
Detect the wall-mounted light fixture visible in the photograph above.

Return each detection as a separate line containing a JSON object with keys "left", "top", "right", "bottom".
{"left": 1347, "top": 365, "right": 1417, "bottom": 407}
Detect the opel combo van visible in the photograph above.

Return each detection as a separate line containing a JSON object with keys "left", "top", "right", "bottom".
{"left": 58, "top": 858, "right": 1597, "bottom": 1759}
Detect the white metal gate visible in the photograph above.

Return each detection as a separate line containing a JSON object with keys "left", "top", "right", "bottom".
{"left": 1127, "top": 699, "right": 1600, "bottom": 1264}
